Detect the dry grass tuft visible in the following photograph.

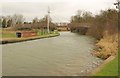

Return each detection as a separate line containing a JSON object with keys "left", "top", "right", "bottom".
{"left": 94, "top": 34, "right": 118, "bottom": 59}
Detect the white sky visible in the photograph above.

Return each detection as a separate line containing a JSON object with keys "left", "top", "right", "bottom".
{"left": 0, "top": 0, "right": 117, "bottom": 23}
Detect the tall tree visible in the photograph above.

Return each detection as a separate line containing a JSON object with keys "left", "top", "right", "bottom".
{"left": 33, "top": 17, "right": 39, "bottom": 23}
{"left": 12, "top": 14, "right": 24, "bottom": 25}
{"left": 0, "top": 17, "right": 2, "bottom": 28}
{"left": 7, "top": 19, "right": 12, "bottom": 27}
{"left": 2, "top": 18, "right": 7, "bottom": 28}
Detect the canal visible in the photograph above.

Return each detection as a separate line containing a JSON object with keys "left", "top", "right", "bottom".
{"left": 2, "top": 32, "right": 103, "bottom": 76}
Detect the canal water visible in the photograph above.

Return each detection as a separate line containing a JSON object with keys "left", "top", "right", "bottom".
{"left": 2, "top": 32, "right": 103, "bottom": 76}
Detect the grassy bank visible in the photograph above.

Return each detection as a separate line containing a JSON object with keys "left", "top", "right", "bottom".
{"left": 92, "top": 34, "right": 118, "bottom": 76}
{"left": 0, "top": 32, "right": 16, "bottom": 38}
{"left": 93, "top": 34, "right": 118, "bottom": 59}
{"left": 95, "top": 55, "right": 118, "bottom": 76}
{"left": 0, "top": 28, "right": 16, "bottom": 38}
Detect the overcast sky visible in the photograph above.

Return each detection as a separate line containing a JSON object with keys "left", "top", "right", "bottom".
{"left": 0, "top": 0, "right": 117, "bottom": 23}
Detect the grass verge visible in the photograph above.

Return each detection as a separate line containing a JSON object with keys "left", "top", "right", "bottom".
{"left": 95, "top": 55, "right": 118, "bottom": 76}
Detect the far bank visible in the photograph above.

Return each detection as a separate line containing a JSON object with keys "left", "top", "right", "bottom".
{"left": 0, "top": 29, "right": 60, "bottom": 44}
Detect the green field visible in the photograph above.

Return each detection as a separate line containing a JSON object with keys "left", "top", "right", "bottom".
{"left": 0, "top": 33, "right": 16, "bottom": 38}
{"left": 95, "top": 55, "right": 118, "bottom": 76}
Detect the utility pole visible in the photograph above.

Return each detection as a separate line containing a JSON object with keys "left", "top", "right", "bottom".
{"left": 47, "top": 7, "right": 50, "bottom": 34}
{"left": 114, "top": 0, "right": 120, "bottom": 36}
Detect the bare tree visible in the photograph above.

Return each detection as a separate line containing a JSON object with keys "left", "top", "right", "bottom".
{"left": 0, "top": 16, "right": 2, "bottom": 28}
{"left": 12, "top": 14, "right": 24, "bottom": 25}
{"left": 2, "top": 18, "right": 7, "bottom": 28}
{"left": 33, "top": 17, "right": 39, "bottom": 23}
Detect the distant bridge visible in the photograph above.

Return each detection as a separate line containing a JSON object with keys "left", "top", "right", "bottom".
{"left": 55, "top": 23, "right": 70, "bottom": 31}
{"left": 68, "top": 23, "right": 90, "bottom": 35}
{"left": 55, "top": 23, "right": 90, "bottom": 34}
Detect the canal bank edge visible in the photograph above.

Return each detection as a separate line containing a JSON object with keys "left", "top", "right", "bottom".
{"left": 90, "top": 55, "right": 116, "bottom": 76}
{"left": 0, "top": 33, "right": 60, "bottom": 44}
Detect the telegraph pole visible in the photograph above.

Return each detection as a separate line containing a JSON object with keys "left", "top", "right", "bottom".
{"left": 47, "top": 7, "right": 50, "bottom": 34}
{"left": 114, "top": 0, "right": 120, "bottom": 40}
